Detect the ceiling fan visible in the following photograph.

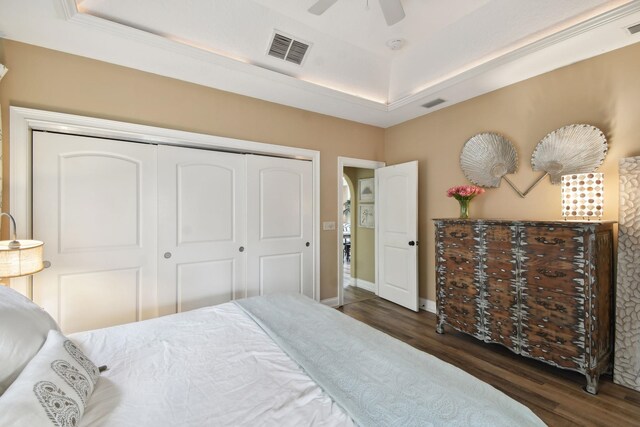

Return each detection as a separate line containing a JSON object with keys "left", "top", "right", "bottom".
{"left": 308, "top": 0, "right": 405, "bottom": 26}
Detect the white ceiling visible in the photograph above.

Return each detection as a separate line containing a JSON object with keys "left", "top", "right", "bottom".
{"left": 1, "top": 0, "right": 640, "bottom": 127}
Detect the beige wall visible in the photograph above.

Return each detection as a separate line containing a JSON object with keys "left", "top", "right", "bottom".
{"left": 343, "top": 167, "right": 375, "bottom": 284}
{"left": 3, "top": 38, "right": 640, "bottom": 303}
{"left": 385, "top": 41, "right": 640, "bottom": 302}
{"left": 0, "top": 39, "right": 385, "bottom": 299}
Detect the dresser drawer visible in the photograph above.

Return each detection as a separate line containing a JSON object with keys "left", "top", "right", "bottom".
{"left": 485, "top": 278, "right": 517, "bottom": 310}
{"left": 440, "top": 246, "right": 477, "bottom": 275}
{"left": 437, "top": 222, "right": 475, "bottom": 247}
{"left": 521, "top": 328, "right": 584, "bottom": 369}
{"left": 483, "top": 250, "right": 516, "bottom": 280}
{"left": 522, "top": 226, "right": 581, "bottom": 251}
{"left": 521, "top": 310, "right": 585, "bottom": 369}
{"left": 438, "top": 271, "right": 478, "bottom": 300}
{"left": 523, "top": 256, "right": 584, "bottom": 296}
{"left": 484, "top": 225, "right": 515, "bottom": 252}
{"left": 521, "top": 288, "right": 585, "bottom": 335}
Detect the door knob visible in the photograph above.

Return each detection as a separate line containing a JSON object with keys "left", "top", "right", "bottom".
{"left": 305, "top": 242, "right": 310, "bottom": 247}
{"left": 239, "top": 246, "right": 245, "bottom": 252}
{"left": 43, "top": 261, "right": 51, "bottom": 268}
{"left": 408, "top": 241, "right": 415, "bottom": 246}
{"left": 164, "top": 252, "right": 172, "bottom": 259}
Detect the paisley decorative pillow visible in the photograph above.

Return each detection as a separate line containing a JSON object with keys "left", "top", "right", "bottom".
{"left": 0, "top": 330, "right": 100, "bottom": 427}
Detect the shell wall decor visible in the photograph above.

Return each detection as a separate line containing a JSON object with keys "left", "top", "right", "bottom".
{"left": 460, "top": 133, "right": 518, "bottom": 188}
{"left": 459, "top": 124, "right": 608, "bottom": 198}
{"left": 614, "top": 156, "right": 640, "bottom": 392}
{"left": 531, "top": 124, "right": 608, "bottom": 184}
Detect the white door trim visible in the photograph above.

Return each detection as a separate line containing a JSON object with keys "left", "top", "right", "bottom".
{"left": 336, "top": 156, "right": 385, "bottom": 307}
{"left": 10, "top": 106, "right": 321, "bottom": 302}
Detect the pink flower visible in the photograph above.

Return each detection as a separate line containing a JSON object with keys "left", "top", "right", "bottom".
{"left": 446, "top": 185, "right": 485, "bottom": 200}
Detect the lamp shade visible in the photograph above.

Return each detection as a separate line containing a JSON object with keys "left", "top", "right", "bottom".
{"left": 561, "top": 173, "right": 604, "bottom": 219}
{"left": 0, "top": 240, "right": 44, "bottom": 278}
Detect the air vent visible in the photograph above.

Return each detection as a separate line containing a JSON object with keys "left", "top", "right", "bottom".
{"left": 286, "top": 41, "right": 309, "bottom": 65}
{"left": 628, "top": 22, "right": 640, "bottom": 35}
{"left": 267, "top": 31, "right": 310, "bottom": 65}
{"left": 422, "top": 98, "right": 446, "bottom": 109}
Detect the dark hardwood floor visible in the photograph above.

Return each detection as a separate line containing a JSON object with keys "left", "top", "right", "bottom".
{"left": 343, "top": 285, "right": 376, "bottom": 305}
{"left": 338, "top": 297, "right": 640, "bottom": 427}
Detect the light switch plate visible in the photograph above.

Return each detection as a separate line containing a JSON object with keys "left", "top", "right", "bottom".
{"left": 323, "top": 221, "right": 336, "bottom": 231}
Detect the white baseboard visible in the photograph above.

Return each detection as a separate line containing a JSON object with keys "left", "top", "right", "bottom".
{"left": 419, "top": 298, "right": 436, "bottom": 313}
{"left": 321, "top": 297, "right": 340, "bottom": 308}
{"left": 355, "top": 278, "right": 375, "bottom": 292}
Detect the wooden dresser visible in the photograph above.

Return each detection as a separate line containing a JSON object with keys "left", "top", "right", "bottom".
{"left": 433, "top": 219, "right": 614, "bottom": 394}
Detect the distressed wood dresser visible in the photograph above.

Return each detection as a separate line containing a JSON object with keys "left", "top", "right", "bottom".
{"left": 433, "top": 219, "right": 615, "bottom": 394}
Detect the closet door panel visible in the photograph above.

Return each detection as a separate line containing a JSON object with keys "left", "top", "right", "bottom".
{"left": 178, "top": 164, "right": 234, "bottom": 244}
{"left": 59, "top": 269, "right": 140, "bottom": 333}
{"left": 177, "top": 259, "right": 234, "bottom": 312}
{"left": 259, "top": 253, "right": 302, "bottom": 294}
{"left": 59, "top": 155, "right": 139, "bottom": 251}
{"left": 32, "top": 131, "right": 158, "bottom": 334}
{"left": 157, "top": 145, "right": 246, "bottom": 315}
{"left": 247, "top": 155, "right": 313, "bottom": 298}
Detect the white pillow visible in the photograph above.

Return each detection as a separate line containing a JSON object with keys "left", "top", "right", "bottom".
{"left": 0, "top": 286, "right": 59, "bottom": 395}
{"left": 0, "top": 329, "right": 100, "bottom": 427}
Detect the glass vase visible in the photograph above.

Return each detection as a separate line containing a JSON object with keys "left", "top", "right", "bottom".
{"left": 458, "top": 198, "right": 470, "bottom": 219}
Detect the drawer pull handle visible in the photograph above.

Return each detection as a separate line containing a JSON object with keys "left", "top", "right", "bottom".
{"left": 449, "top": 231, "right": 468, "bottom": 239}
{"left": 534, "top": 237, "right": 566, "bottom": 245}
{"left": 449, "top": 256, "right": 469, "bottom": 265}
{"left": 535, "top": 298, "right": 552, "bottom": 309}
{"left": 554, "top": 304, "right": 568, "bottom": 313}
{"left": 450, "top": 281, "right": 468, "bottom": 289}
{"left": 537, "top": 268, "right": 567, "bottom": 278}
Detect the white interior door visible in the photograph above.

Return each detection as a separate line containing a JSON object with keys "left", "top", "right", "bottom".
{"left": 376, "top": 161, "right": 419, "bottom": 311}
{"left": 246, "top": 155, "right": 313, "bottom": 298}
{"left": 32, "top": 131, "right": 158, "bottom": 333}
{"left": 157, "top": 145, "right": 246, "bottom": 315}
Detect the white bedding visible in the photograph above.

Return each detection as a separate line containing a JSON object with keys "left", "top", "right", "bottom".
{"left": 71, "top": 302, "right": 354, "bottom": 427}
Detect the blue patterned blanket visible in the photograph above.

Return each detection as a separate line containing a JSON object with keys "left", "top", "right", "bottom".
{"left": 235, "top": 293, "right": 545, "bottom": 427}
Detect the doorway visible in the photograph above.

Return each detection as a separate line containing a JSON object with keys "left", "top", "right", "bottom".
{"left": 342, "top": 167, "right": 376, "bottom": 305}
{"left": 337, "top": 157, "right": 385, "bottom": 307}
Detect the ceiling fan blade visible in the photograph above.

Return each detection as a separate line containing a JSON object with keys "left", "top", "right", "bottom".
{"left": 378, "top": 0, "right": 405, "bottom": 26}
{"left": 308, "top": 0, "right": 340, "bottom": 15}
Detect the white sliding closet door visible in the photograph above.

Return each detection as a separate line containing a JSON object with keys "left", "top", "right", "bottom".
{"left": 32, "top": 131, "right": 158, "bottom": 333}
{"left": 157, "top": 145, "right": 246, "bottom": 315}
{"left": 246, "top": 155, "right": 313, "bottom": 298}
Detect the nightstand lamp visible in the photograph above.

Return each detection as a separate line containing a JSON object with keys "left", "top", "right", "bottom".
{"left": 0, "top": 213, "right": 44, "bottom": 278}
{"left": 561, "top": 173, "right": 604, "bottom": 220}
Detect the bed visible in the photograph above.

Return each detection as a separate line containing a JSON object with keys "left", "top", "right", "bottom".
{"left": 0, "top": 288, "right": 545, "bottom": 426}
